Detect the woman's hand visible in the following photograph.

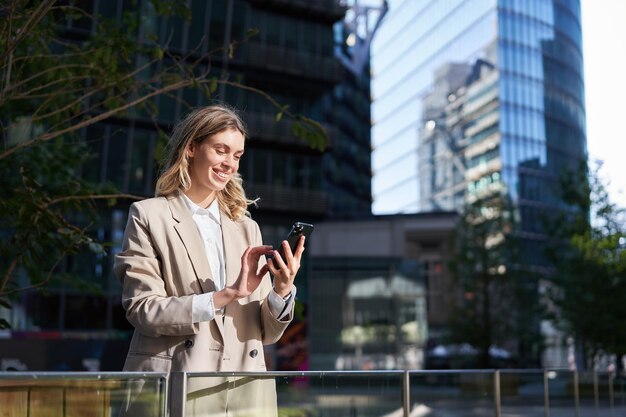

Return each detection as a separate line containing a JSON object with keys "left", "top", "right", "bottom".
{"left": 214, "top": 245, "right": 273, "bottom": 308}
{"left": 232, "top": 245, "right": 274, "bottom": 297}
{"left": 268, "top": 236, "right": 306, "bottom": 297}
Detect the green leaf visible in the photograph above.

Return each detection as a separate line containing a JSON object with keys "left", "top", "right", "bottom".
{"left": 291, "top": 123, "right": 301, "bottom": 137}
{"left": 88, "top": 241, "right": 106, "bottom": 255}
{"left": 201, "top": 84, "right": 212, "bottom": 99}
{"left": 245, "top": 28, "right": 260, "bottom": 38}
{"left": 294, "top": 299, "right": 305, "bottom": 321}
{"left": 275, "top": 112, "right": 283, "bottom": 122}
{"left": 153, "top": 47, "right": 164, "bottom": 61}
{"left": 209, "top": 77, "right": 218, "bottom": 94}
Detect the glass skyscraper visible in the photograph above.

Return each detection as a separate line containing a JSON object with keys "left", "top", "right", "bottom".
{"left": 371, "top": 0, "right": 586, "bottom": 263}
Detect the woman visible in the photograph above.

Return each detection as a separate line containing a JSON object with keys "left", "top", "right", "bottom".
{"left": 114, "top": 104, "right": 304, "bottom": 416}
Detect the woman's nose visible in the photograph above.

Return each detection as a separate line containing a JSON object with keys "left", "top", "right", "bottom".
{"left": 222, "top": 155, "right": 237, "bottom": 168}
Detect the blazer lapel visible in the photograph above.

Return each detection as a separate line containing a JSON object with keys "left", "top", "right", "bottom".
{"left": 168, "top": 193, "right": 214, "bottom": 294}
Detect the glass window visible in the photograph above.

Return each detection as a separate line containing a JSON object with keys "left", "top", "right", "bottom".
{"left": 106, "top": 125, "right": 129, "bottom": 189}
{"left": 291, "top": 155, "right": 307, "bottom": 188}
{"left": 252, "top": 149, "right": 269, "bottom": 183}
{"left": 64, "top": 295, "right": 107, "bottom": 330}
{"left": 284, "top": 19, "right": 298, "bottom": 49}
{"left": 373, "top": 128, "right": 417, "bottom": 171}
{"left": 128, "top": 129, "right": 154, "bottom": 194}
{"left": 231, "top": 0, "right": 246, "bottom": 40}
{"left": 25, "top": 293, "right": 60, "bottom": 329}
{"left": 373, "top": 178, "right": 418, "bottom": 214}
{"left": 164, "top": 15, "right": 185, "bottom": 50}
{"left": 266, "top": 14, "right": 280, "bottom": 47}
{"left": 209, "top": 0, "right": 226, "bottom": 50}
{"left": 301, "top": 22, "right": 316, "bottom": 53}
{"left": 97, "top": 0, "right": 118, "bottom": 19}
{"left": 189, "top": 0, "right": 208, "bottom": 49}
{"left": 83, "top": 125, "right": 106, "bottom": 183}
{"left": 320, "top": 28, "right": 334, "bottom": 56}
{"left": 372, "top": 152, "right": 417, "bottom": 196}
{"left": 71, "top": 0, "right": 94, "bottom": 30}
{"left": 271, "top": 152, "right": 285, "bottom": 186}
{"left": 310, "top": 158, "right": 321, "bottom": 190}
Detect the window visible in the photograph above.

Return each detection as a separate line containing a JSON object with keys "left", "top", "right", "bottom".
{"left": 128, "top": 129, "right": 154, "bottom": 194}
{"left": 209, "top": 0, "right": 226, "bottom": 50}
{"left": 189, "top": 1, "right": 208, "bottom": 49}
{"left": 105, "top": 126, "right": 128, "bottom": 188}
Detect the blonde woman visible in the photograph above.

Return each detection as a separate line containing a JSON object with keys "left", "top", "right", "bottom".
{"left": 114, "top": 104, "right": 304, "bottom": 416}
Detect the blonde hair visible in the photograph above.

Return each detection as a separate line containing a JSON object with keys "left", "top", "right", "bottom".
{"left": 155, "top": 105, "right": 256, "bottom": 220}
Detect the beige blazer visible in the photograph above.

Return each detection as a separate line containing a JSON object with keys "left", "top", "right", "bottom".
{"left": 114, "top": 193, "right": 292, "bottom": 416}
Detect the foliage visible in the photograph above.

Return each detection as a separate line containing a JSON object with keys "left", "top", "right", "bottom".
{"left": 446, "top": 195, "right": 543, "bottom": 368}
{"left": 0, "top": 0, "right": 328, "bottom": 326}
{"left": 543, "top": 161, "right": 626, "bottom": 368}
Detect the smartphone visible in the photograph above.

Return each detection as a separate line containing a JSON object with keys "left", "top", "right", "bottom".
{"left": 271, "top": 222, "right": 314, "bottom": 268}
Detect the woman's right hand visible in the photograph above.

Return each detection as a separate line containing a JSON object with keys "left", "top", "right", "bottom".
{"left": 213, "top": 245, "right": 273, "bottom": 308}
{"left": 232, "top": 245, "right": 273, "bottom": 298}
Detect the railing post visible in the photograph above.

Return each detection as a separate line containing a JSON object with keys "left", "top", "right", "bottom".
{"left": 593, "top": 371, "right": 599, "bottom": 417}
{"left": 574, "top": 370, "right": 580, "bottom": 417}
{"left": 169, "top": 372, "right": 187, "bottom": 417}
{"left": 493, "top": 370, "right": 501, "bottom": 417}
{"left": 608, "top": 372, "right": 615, "bottom": 417}
{"left": 402, "top": 370, "right": 410, "bottom": 417}
{"left": 543, "top": 370, "right": 550, "bottom": 417}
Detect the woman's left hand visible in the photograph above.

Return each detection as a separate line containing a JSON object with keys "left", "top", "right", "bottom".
{"left": 268, "top": 236, "right": 305, "bottom": 297}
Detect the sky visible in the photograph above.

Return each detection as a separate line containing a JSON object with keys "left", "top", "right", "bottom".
{"left": 581, "top": 0, "right": 626, "bottom": 207}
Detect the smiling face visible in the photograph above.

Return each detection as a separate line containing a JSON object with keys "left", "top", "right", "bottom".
{"left": 185, "top": 128, "right": 245, "bottom": 206}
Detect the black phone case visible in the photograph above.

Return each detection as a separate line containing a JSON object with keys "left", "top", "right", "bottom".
{"left": 272, "top": 222, "right": 314, "bottom": 267}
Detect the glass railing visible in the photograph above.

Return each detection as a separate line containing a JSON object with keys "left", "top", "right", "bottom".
{"left": 0, "top": 372, "right": 167, "bottom": 417}
{"left": 409, "top": 370, "right": 496, "bottom": 416}
{"left": 179, "top": 371, "right": 406, "bottom": 417}
{"left": 1, "top": 370, "right": 624, "bottom": 416}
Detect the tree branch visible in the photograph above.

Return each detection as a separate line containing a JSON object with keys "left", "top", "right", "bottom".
{"left": 11, "top": 76, "right": 92, "bottom": 100}
{"left": 0, "top": 63, "right": 95, "bottom": 103}
{"left": 1, "top": 0, "right": 17, "bottom": 94}
{"left": 0, "top": 256, "right": 20, "bottom": 296}
{"left": 0, "top": 77, "right": 194, "bottom": 160}
{"left": 28, "top": 59, "right": 157, "bottom": 123}
{"left": 46, "top": 193, "right": 143, "bottom": 207}
{"left": 0, "top": 248, "right": 70, "bottom": 297}
{"left": 0, "top": 0, "right": 57, "bottom": 65}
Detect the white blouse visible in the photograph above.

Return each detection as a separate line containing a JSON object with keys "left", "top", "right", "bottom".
{"left": 181, "top": 194, "right": 295, "bottom": 323}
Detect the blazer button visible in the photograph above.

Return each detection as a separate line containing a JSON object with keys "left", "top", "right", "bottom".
{"left": 184, "top": 339, "right": 194, "bottom": 348}
{"left": 249, "top": 349, "right": 258, "bottom": 358}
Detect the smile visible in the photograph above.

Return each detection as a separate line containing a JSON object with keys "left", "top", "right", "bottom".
{"left": 214, "top": 169, "right": 230, "bottom": 180}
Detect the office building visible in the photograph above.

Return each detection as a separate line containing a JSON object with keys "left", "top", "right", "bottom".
{"left": 371, "top": 0, "right": 586, "bottom": 237}
{"left": 308, "top": 212, "right": 456, "bottom": 370}
{"left": 1, "top": 0, "right": 354, "bottom": 371}
{"left": 370, "top": 0, "right": 586, "bottom": 366}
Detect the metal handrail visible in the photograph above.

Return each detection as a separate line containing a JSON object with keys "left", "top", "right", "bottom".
{"left": 0, "top": 369, "right": 623, "bottom": 416}
{"left": 0, "top": 371, "right": 168, "bottom": 379}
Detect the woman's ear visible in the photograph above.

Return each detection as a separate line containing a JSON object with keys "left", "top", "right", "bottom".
{"left": 187, "top": 142, "right": 195, "bottom": 158}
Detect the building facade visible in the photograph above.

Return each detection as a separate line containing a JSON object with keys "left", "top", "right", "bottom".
{"left": 371, "top": 0, "right": 586, "bottom": 235}
{"left": 308, "top": 212, "right": 456, "bottom": 370}
{"left": 370, "top": 0, "right": 586, "bottom": 366}
{"left": 1, "top": 0, "right": 360, "bottom": 372}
